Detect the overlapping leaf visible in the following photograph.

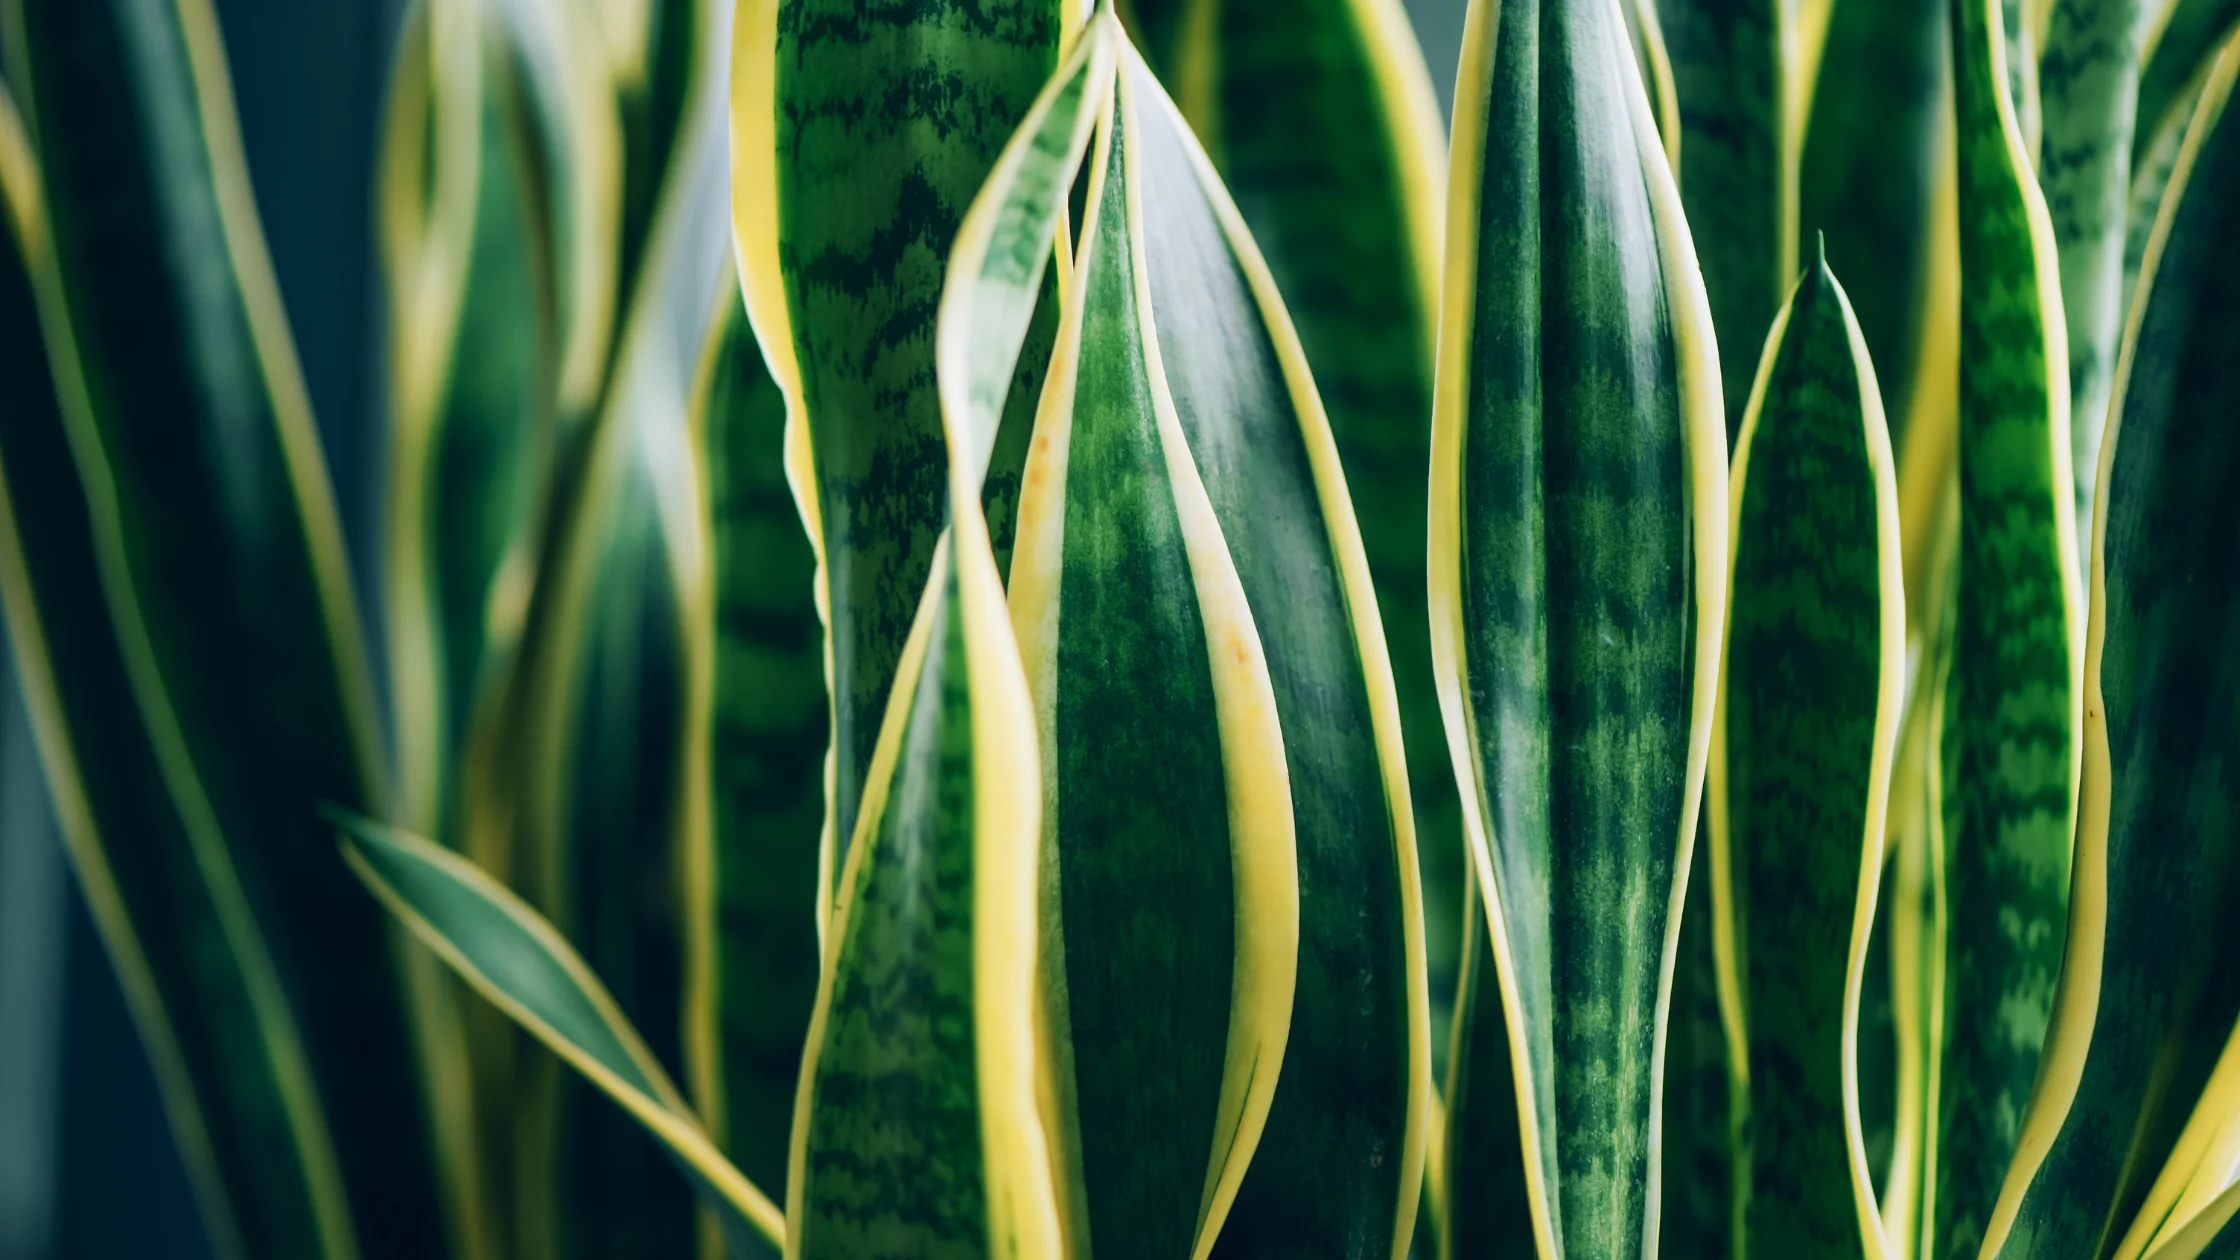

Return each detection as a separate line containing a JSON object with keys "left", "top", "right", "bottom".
{"left": 0, "top": 83, "right": 356, "bottom": 1260}
{"left": 1918, "top": 3, "right": 2085, "bottom": 1256}
{"left": 1983, "top": 32, "right": 2240, "bottom": 1260}
{"left": 1, "top": 0, "right": 446, "bottom": 1252}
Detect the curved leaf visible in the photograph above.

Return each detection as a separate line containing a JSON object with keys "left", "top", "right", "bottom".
{"left": 730, "top": 0, "right": 1065, "bottom": 905}
{"left": 1123, "top": 0, "right": 1464, "bottom": 1083}
{"left": 1984, "top": 33, "right": 2240, "bottom": 1260}
{"left": 338, "top": 815, "right": 786, "bottom": 1256}
{"left": 972, "top": 17, "right": 1428, "bottom": 1254}
{"left": 777, "top": 36, "right": 1111, "bottom": 1255}
{"left": 1920, "top": 2, "right": 2086, "bottom": 1256}
{"left": 0, "top": 84, "right": 355, "bottom": 1260}
{"left": 1440, "top": 868, "right": 1536, "bottom": 1260}
{"left": 2136, "top": 0, "right": 2240, "bottom": 169}
{"left": 1712, "top": 248, "right": 1905, "bottom": 1258}
{"left": 1, "top": 0, "right": 445, "bottom": 1251}
{"left": 1428, "top": 0, "right": 1730, "bottom": 1255}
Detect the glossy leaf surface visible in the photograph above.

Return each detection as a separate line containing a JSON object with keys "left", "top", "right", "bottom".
{"left": 1429, "top": 0, "right": 1729, "bottom": 1254}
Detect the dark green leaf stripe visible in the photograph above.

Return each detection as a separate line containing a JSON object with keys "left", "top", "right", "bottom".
{"left": 1429, "top": 0, "right": 1729, "bottom": 1255}
{"left": 1924, "top": 3, "right": 2085, "bottom": 1257}
{"left": 1713, "top": 250, "right": 1905, "bottom": 1259}
{"left": 1008, "top": 81, "right": 1297, "bottom": 1259}
{"left": 683, "top": 285, "right": 821, "bottom": 1213}
{"left": 2, "top": 0, "right": 446, "bottom": 1253}
{"left": 732, "top": 0, "right": 1063, "bottom": 899}
{"left": 1657, "top": 0, "right": 1795, "bottom": 437}
{"left": 340, "top": 816, "right": 785, "bottom": 1257}
{"left": 1130, "top": 60, "right": 1427, "bottom": 1260}
{"left": 2136, "top": 0, "right": 2240, "bottom": 172}
{"left": 1983, "top": 40, "right": 2240, "bottom": 1260}
{"left": 1123, "top": 0, "right": 1464, "bottom": 1061}
{"left": 1797, "top": 0, "right": 1948, "bottom": 459}
{"left": 2038, "top": 0, "right": 2148, "bottom": 565}
{"left": 0, "top": 89, "right": 354, "bottom": 1260}
{"left": 1441, "top": 869, "right": 1537, "bottom": 1260}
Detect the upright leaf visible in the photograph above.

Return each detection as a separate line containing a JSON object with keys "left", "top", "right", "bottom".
{"left": 1657, "top": 0, "right": 1796, "bottom": 436}
{"left": 1121, "top": 0, "right": 1463, "bottom": 1063}
{"left": 2038, "top": 0, "right": 2149, "bottom": 564}
{"left": 1712, "top": 248, "right": 1906, "bottom": 1258}
{"left": 1429, "top": 0, "right": 1729, "bottom": 1255}
{"left": 1, "top": 0, "right": 446, "bottom": 1252}
{"left": 730, "top": 0, "right": 1064, "bottom": 901}
{"left": 1000, "top": 25, "right": 1429, "bottom": 1254}
{"left": 781, "top": 35, "right": 1107, "bottom": 1255}
{"left": 1983, "top": 34, "right": 2240, "bottom": 1260}
{"left": 1920, "top": 2, "right": 2085, "bottom": 1256}
{"left": 1441, "top": 869, "right": 1536, "bottom": 1260}
{"left": 0, "top": 85, "right": 354, "bottom": 1260}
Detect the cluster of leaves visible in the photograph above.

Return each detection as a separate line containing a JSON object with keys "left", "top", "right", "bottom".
{"left": 8, "top": 0, "right": 2240, "bottom": 1258}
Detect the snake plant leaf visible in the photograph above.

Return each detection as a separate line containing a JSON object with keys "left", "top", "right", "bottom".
{"left": 1655, "top": 0, "right": 1797, "bottom": 437}
{"left": 2122, "top": 55, "right": 2209, "bottom": 332}
{"left": 778, "top": 35, "right": 1112, "bottom": 1255}
{"left": 1441, "top": 869, "right": 1537, "bottom": 1260}
{"left": 0, "top": 87, "right": 355, "bottom": 1260}
{"left": 1712, "top": 248, "right": 1906, "bottom": 1258}
{"left": 1624, "top": 0, "right": 1683, "bottom": 165}
{"left": 546, "top": 9, "right": 733, "bottom": 1252}
{"left": 1979, "top": 35, "right": 2240, "bottom": 1260}
{"left": 1921, "top": 2, "right": 2086, "bottom": 1257}
{"left": 992, "top": 22, "right": 1428, "bottom": 1253}
{"left": 337, "top": 814, "right": 786, "bottom": 1256}
{"left": 1798, "top": 0, "right": 1949, "bottom": 460}
{"left": 1119, "top": 0, "right": 1465, "bottom": 1081}
{"left": 2039, "top": 0, "right": 2149, "bottom": 566}
{"left": 2006, "top": 0, "right": 2047, "bottom": 161}
{"left": 682, "top": 283, "right": 820, "bottom": 1211}
{"left": 2136, "top": 0, "right": 2240, "bottom": 171}
{"left": 1, "top": 0, "right": 448, "bottom": 1253}
{"left": 379, "top": 0, "right": 549, "bottom": 845}
{"left": 1429, "top": 0, "right": 1729, "bottom": 1255}
{"left": 730, "top": 0, "right": 1064, "bottom": 906}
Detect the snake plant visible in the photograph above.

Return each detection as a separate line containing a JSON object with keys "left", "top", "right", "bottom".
{"left": 12, "top": 0, "right": 2240, "bottom": 1256}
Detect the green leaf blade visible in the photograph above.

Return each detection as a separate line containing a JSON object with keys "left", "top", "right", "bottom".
{"left": 4, "top": 0, "right": 442, "bottom": 1251}
{"left": 1718, "top": 253, "right": 1904, "bottom": 1258}
{"left": 1928, "top": 3, "right": 2085, "bottom": 1256}
{"left": 1989, "top": 37, "right": 2240, "bottom": 1260}
{"left": 1431, "top": 0, "right": 1729, "bottom": 1254}
{"left": 338, "top": 814, "right": 785, "bottom": 1255}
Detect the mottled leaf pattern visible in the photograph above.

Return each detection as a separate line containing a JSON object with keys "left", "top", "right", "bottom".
{"left": 1714, "top": 251, "right": 1904, "bottom": 1259}
{"left": 1429, "top": 0, "right": 1729, "bottom": 1255}
{"left": 1922, "top": 2, "right": 2084, "bottom": 1257}
{"left": 1985, "top": 40, "right": 2240, "bottom": 1260}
